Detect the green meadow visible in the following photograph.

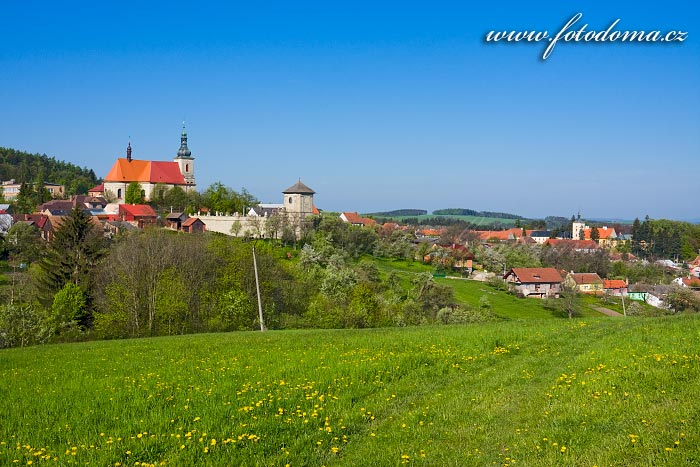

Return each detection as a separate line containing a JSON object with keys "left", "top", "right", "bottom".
{"left": 2, "top": 316, "right": 699, "bottom": 466}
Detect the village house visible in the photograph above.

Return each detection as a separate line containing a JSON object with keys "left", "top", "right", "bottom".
{"left": 247, "top": 203, "right": 288, "bottom": 218}
{"left": 672, "top": 277, "right": 700, "bottom": 289}
{"left": 181, "top": 217, "right": 206, "bottom": 234}
{"left": 43, "top": 214, "right": 102, "bottom": 242}
{"left": 572, "top": 221, "right": 619, "bottom": 247}
{"left": 38, "top": 196, "right": 107, "bottom": 216}
{"left": 604, "top": 279, "right": 629, "bottom": 296}
{"left": 473, "top": 228, "right": 523, "bottom": 242}
{"left": 564, "top": 272, "right": 604, "bottom": 295}
{"left": 504, "top": 267, "right": 563, "bottom": 299}
{"left": 1, "top": 179, "right": 65, "bottom": 200}
{"left": 339, "top": 212, "right": 376, "bottom": 227}
{"left": 527, "top": 230, "right": 551, "bottom": 244}
{"left": 165, "top": 212, "right": 189, "bottom": 230}
{"left": 118, "top": 204, "right": 157, "bottom": 229}
{"left": 103, "top": 125, "right": 196, "bottom": 202}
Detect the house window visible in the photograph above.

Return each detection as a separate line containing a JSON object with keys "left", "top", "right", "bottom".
{"left": 117, "top": 188, "right": 122, "bottom": 199}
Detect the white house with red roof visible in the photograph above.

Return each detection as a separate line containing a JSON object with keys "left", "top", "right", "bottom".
{"left": 339, "top": 212, "right": 376, "bottom": 227}
{"left": 103, "top": 125, "right": 196, "bottom": 203}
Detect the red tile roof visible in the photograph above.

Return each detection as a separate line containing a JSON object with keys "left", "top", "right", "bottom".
{"left": 89, "top": 183, "right": 104, "bottom": 193}
{"left": 682, "top": 277, "right": 700, "bottom": 287}
{"left": 545, "top": 239, "right": 598, "bottom": 250}
{"left": 475, "top": 228, "right": 523, "bottom": 241}
{"left": 507, "top": 268, "right": 563, "bottom": 283}
{"left": 583, "top": 227, "right": 617, "bottom": 240}
{"left": 181, "top": 217, "right": 203, "bottom": 227}
{"left": 119, "top": 204, "right": 157, "bottom": 217}
{"left": 421, "top": 229, "right": 443, "bottom": 236}
{"left": 604, "top": 279, "right": 627, "bottom": 289}
{"left": 340, "top": 212, "right": 376, "bottom": 226}
{"left": 105, "top": 159, "right": 186, "bottom": 185}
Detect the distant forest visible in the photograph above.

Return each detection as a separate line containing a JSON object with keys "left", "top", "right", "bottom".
{"left": 365, "top": 209, "right": 428, "bottom": 217}
{"left": 432, "top": 208, "right": 524, "bottom": 219}
{"left": 0, "top": 147, "right": 99, "bottom": 196}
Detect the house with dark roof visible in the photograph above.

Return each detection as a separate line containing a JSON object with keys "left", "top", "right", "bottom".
{"left": 182, "top": 217, "right": 206, "bottom": 234}
{"left": 564, "top": 272, "right": 604, "bottom": 294}
{"left": 504, "top": 267, "right": 563, "bottom": 298}
{"left": 165, "top": 212, "right": 189, "bottom": 230}
{"left": 248, "top": 204, "right": 284, "bottom": 218}
{"left": 103, "top": 125, "right": 196, "bottom": 203}
{"left": 528, "top": 230, "right": 551, "bottom": 244}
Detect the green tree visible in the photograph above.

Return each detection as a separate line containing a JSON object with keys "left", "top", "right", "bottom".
{"left": 163, "top": 186, "right": 190, "bottom": 212}
{"left": 51, "top": 282, "right": 88, "bottom": 332}
{"left": 14, "top": 182, "right": 36, "bottom": 214}
{"left": 664, "top": 285, "right": 700, "bottom": 313}
{"left": 0, "top": 303, "right": 52, "bottom": 348}
{"left": 125, "top": 181, "right": 144, "bottom": 204}
{"left": 37, "top": 207, "right": 105, "bottom": 304}
{"left": 590, "top": 226, "right": 600, "bottom": 242}
{"left": 558, "top": 283, "right": 581, "bottom": 319}
{"left": 7, "top": 222, "right": 44, "bottom": 265}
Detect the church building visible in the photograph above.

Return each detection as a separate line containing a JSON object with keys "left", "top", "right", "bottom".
{"left": 104, "top": 125, "right": 196, "bottom": 202}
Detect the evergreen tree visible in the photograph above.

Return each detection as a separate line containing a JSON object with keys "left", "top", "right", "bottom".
{"left": 590, "top": 226, "right": 600, "bottom": 242}
{"left": 15, "top": 182, "right": 36, "bottom": 214}
{"left": 37, "top": 207, "right": 105, "bottom": 306}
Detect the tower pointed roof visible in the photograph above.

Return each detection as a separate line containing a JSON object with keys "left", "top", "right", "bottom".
{"left": 283, "top": 179, "right": 315, "bottom": 194}
{"left": 176, "top": 123, "right": 193, "bottom": 159}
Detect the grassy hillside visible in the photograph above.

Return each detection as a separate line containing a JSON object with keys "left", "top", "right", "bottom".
{"left": 2, "top": 317, "right": 698, "bottom": 466}
{"left": 372, "top": 257, "right": 604, "bottom": 319}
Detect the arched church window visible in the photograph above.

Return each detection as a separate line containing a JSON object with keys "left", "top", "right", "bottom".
{"left": 186, "top": 163, "right": 189, "bottom": 172}
{"left": 288, "top": 197, "right": 293, "bottom": 204}
{"left": 117, "top": 188, "right": 122, "bottom": 199}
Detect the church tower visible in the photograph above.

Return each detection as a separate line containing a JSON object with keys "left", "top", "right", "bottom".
{"left": 174, "top": 123, "right": 196, "bottom": 191}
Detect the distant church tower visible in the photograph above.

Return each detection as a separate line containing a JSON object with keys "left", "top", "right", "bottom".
{"left": 174, "top": 123, "right": 196, "bottom": 191}
{"left": 283, "top": 179, "right": 315, "bottom": 218}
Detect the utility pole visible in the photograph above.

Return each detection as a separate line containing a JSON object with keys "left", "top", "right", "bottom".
{"left": 252, "top": 242, "right": 265, "bottom": 332}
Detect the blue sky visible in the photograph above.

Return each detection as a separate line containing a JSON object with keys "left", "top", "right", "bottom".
{"left": 1, "top": 1, "right": 698, "bottom": 220}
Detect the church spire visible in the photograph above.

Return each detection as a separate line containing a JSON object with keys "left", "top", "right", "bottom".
{"left": 126, "top": 140, "right": 132, "bottom": 162}
{"left": 177, "top": 122, "right": 192, "bottom": 159}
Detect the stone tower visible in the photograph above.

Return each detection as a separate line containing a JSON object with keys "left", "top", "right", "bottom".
{"left": 174, "top": 123, "right": 196, "bottom": 191}
{"left": 282, "top": 179, "right": 315, "bottom": 218}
